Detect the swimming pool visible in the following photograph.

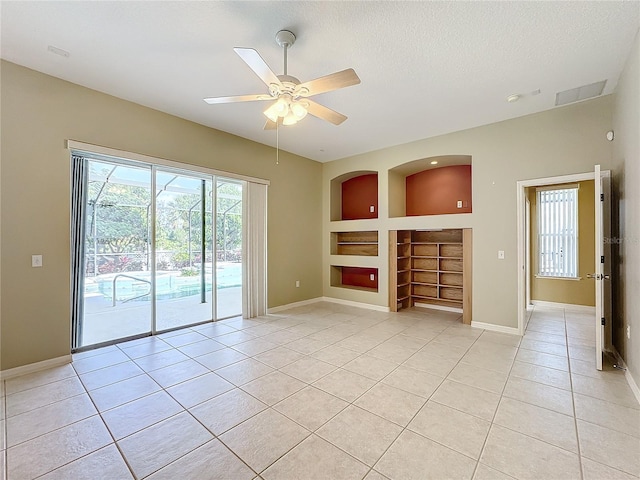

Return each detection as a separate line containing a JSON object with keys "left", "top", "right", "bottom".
{"left": 85, "top": 262, "right": 242, "bottom": 302}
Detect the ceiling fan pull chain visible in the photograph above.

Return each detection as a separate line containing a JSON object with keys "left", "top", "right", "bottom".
{"left": 276, "top": 120, "right": 279, "bottom": 165}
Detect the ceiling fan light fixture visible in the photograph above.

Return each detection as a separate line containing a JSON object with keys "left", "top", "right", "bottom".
{"left": 263, "top": 103, "right": 280, "bottom": 122}
{"left": 282, "top": 112, "right": 299, "bottom": 126}
{"left": 291, "top": 101, "right": 308, "bottom": 120}
{"left": 264, "top": 96, "right": 308, "bottom": 125}
{"left": 275, "top": 96, "right": 290, "bottom": 117}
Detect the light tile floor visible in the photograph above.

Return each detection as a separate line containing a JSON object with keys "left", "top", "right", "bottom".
{"left": 1, "top": 303, "right": 639, "bottom": 479}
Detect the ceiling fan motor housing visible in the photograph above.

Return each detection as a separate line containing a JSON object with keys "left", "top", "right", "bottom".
{"left": 275, "top": 30, "right": 296, "bottom": 48}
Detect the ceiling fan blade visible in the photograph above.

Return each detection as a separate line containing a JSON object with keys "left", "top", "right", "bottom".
{"left": 297, "top": 68, "right": 361, "bottom": 97}
{"left": 234, "top": 47, "right": 282, "bottom": 88}
{"left": 264, "top": 117, "right": 284, "bottom": 130}
{"left": 306, "top": 100, "right": 348, "bottom": 125}
{"left": 203, "top": 94, "right": 272, "bottom": 104}
{"left": 264, "top": 119, "right": 277, "bottom": 130}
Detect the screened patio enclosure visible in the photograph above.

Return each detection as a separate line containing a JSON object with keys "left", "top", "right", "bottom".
{"left": 74, "top": 155, "right": 244, "bottom": 348}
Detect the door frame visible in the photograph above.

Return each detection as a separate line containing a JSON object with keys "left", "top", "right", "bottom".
{"left": 516, "top": 170, "right": 595, "bottom": 336}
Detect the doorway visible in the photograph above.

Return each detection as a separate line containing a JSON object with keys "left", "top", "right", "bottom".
{"left": 72, "top": 154, "right": 244, "bottom": 349}
{"left": 516, "top": 167, "right": 611, "bottom": 369}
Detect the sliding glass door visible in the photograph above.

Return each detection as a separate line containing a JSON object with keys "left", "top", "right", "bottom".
{"left": 74, "top": 154, "right": 244, "bottom": 349}
{"left": 216, "top": 179, "right": 243, "bottom": 319}
{"left": 155, "top": 170, "right": 214, "bottom": 331}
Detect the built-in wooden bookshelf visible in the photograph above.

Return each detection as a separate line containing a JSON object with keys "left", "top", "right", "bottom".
{"left": 390, "top": 228, "right": 472, "bottom": 324}
{"left": 331, "top": 231, "right": 378, "bottom": 256}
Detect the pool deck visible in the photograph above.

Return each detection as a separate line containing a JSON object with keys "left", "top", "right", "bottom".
{"left": 81, "top": 286, "right": 242, "bottom": 346}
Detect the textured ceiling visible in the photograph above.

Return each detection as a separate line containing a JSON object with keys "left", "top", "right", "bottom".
{"left": 1, "top": 1, "right": 639, "bottom": 162}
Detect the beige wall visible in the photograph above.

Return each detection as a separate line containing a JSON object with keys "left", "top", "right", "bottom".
{"left": 323, "top": 96, "right": 613, "bottom": 329}
{"left": 611, "top": 29, "right": 640, "bottom": 388}
{"left": 0, "top": 61, "right": 323, "bottom": 370}
{"left": 528, "top": 181, "right": 595, "bottom": 307}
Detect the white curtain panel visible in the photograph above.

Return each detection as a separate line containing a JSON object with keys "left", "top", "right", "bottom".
{"left": 242, "top": 182, "right": 268, "bottom": 317}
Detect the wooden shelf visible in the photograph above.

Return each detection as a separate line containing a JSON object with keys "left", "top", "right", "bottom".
{"left": 331, "top": 265, "right": 379, "bottom": 293}
{"left": 389, "top": 229, "right": 472, "bottom": 324}
{"left": 332, "top": 231, "right": 378, "bottom": 256}
{"left": 332, "top": 283, "right": 378, "bottom": 293}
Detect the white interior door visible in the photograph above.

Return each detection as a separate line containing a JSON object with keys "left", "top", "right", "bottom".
{"left": 593, "top": 164, "right": 612, "bottom": 371}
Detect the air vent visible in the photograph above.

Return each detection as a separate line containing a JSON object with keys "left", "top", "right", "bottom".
{"left": 555, "top": 80, "right": 607, "bottom": 106}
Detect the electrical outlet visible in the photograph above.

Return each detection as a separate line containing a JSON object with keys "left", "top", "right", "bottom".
{"left": 32, "top": 255, "right": 43, "bottom": 267}
{"left": 627, "top": 325, "right": 631, "bottom": 339}
{"left": 295, "top": 280, "right": 300, "bottom": 288}
{"left": 369, "top": 274, "right": 375, "bottom": 281}
{"left": 498, "top": 250, "right": 505, "bottom": 260}
{"left": 457, "top": 200, "right": 462, "bottom": 208}
{"left": 369, "top": 205, "right": 375, "bottom": 213}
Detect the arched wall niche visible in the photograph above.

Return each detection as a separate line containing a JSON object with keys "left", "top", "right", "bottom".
{"left": 330, "top": 170, "right": 378, "bottom": 221}
{"left": 388, "top": 155, "right": 472, "bottom": 217}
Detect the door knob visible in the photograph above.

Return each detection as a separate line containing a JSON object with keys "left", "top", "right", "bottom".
{"left": 587, "top": 273, "right": 607, "bottom": 280}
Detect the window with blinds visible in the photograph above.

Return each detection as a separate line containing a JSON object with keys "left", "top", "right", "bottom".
{"left": 537, "top": 186, "right": 579, "bottom": 278}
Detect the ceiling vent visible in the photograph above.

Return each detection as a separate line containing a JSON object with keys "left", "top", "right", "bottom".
{"left": 555, "top": 80, "right": 607, "bottom": 106}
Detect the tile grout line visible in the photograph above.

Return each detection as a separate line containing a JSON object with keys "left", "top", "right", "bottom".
{"left": 91, "top": 374, "right": 245, "bottom": 479}
{"left": 87, "top": 338, "right": 260, "bottom": 479}
{"left": 210, "top": 311, "right": 406, "bottom": 477}
{"left": 9, "top": 364, "right": 136, "bottom": 479}
{"left": 71, "top": 361, "right": 138, "bottom": 480}
{"left": 208, "top": 314, "right": 462, "bottom": 477}
{"left": 257, "top": 316, "right": 464, "bottom": 478}
{"left": 466, "top": 325, "right": 520, "bottom": 480}
{"left": 565, "top": 308, "right": 586, "bottom": 480}
{"left": 352, "top": 317, "right": 482, "bottom": 478}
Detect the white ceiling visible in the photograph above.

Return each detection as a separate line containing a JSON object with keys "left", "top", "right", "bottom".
{"left": 1, "top": 1, "right": 639, "bottom": 162}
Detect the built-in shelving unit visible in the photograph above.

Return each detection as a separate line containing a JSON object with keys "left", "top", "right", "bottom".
{"left": 331, "top": 231, "right": 378, "bottom": 256}
{"left": 390, "top": 228, "right": 472, "bottom": 324}
{"left": 389, "top": 230, "right": 412, "bottom": 310}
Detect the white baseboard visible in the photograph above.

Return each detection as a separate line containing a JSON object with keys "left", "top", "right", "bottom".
{"left": 268, "top": 296, "right": 390, "bottom": 314}
{"left": 626, "top": 368, "right": 640, "bottom": 406}
{"left": 610, "top": 348, "right": 640, "bottom": 406}
{"left": 267, "top": 297, "right": 323, "bottom": 314}
{"left": 321, "top": 296, "right": 390, "bottom": 312}
{"left": 0, "top": 355, "right": 72, "bottom": 380}
{"left": 414, "top": 302, "right": 462, "bottom": 314}
{"left": 471, "top": 321, "right": 521, "bottom": 336}
{"left": 532, "top": 300, "right": 595, "bottom": 313}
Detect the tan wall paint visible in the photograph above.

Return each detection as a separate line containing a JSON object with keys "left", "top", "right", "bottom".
{"left": 528, "top": 182, "right": 595, "bottom": 307}
{"left": 612, "top": 29, "right": 640, "bottom": 388}
{"left": 323, "top": 96, "right": 613, "bottom": 328}
{"left": 0, "top": 61, "right": 323, "bottom": 370}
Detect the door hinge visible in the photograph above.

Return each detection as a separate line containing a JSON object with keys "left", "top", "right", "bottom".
{"left": 601, "top": 193, "right": 604, "bottom": 201}
{"left": 601, "top": 256, "right": 605, "bottom": 264}
{"left": 601, "top": 317, "right": 606, "bottom": 326}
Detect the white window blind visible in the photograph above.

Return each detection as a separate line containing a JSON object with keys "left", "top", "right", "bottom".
{"left": 537, "top": 187, "right": 579, "bottom": 278}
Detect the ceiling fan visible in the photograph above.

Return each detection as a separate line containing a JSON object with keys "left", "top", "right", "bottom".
{"left": 204, "top": 30, "right": 361, "bottom": 129}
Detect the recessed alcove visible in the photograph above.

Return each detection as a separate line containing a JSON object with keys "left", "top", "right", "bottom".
{"left": 330, "top": 171, "right": 378, "bottom": 221}
{"left": 330, "top": 266, "right": 379, "bottom": 292}
{"left": 388, "top": 155, "right": 472, "bottom": 218}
